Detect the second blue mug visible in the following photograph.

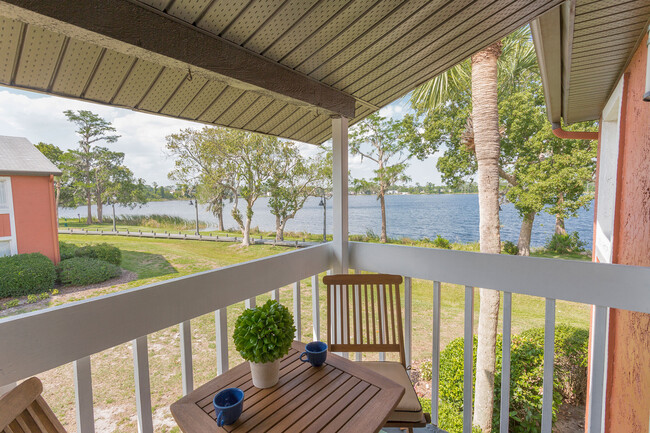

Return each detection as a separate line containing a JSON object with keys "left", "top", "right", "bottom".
{"left": 300, "top": 341, "right": 328, "bottom": 367}
{"left": 213, "top": 387, "right": 244, "bottom": 427}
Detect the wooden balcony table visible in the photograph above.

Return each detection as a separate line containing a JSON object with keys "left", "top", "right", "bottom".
{"left": 171, "top": 341, "right": 404, "bottom": 433}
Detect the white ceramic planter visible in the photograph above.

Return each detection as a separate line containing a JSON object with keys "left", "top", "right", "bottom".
{"left": 249, "top": 358, "right": 280, "bottom": 388}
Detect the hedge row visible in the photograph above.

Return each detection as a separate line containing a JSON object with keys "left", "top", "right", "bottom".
{"left": 57, "top": 257, "right": 122, "bottom": 286}
{"left": 0, "top": 253, "right": 56, "bottom": 297}
{"left": 59, "top": 242, "right": 121, "bottom": 265}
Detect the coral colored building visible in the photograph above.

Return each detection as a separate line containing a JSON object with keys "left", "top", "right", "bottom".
{"left": 0, "top": 136, "right": 61, "bottom": 264}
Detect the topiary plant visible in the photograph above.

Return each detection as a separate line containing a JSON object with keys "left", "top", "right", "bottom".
{"left": 233, "top": 299, "right": 296, "bottom": 364}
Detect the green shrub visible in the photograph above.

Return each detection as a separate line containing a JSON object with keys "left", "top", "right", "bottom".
{"left": 59, "top": 241, "right": 79, "bottom": 260}
{"left": 433, "top": 235, "right": 452, "bottom": 249}
{"left": 57, "top": 257, "right": 121, "bottom": 286}
{"left": 502, "top": 240, "right": 519, "bottom": 255}
{"left": 421, "top": 326, "right": 588, "bottom": 433}
{"left": 545, "top": 232, "right": 585, "bottom": 254}
{"left": 233, "top": 300, "right": 295, "bottom": 364}
{"left": 0, "top": 253, "right": 56, "bottom": 297}
{"left": 75, "top": 243, "right": 121, "bottom": 265}
{"left": 1, "top": 299, "right": 19, "bottom": 309}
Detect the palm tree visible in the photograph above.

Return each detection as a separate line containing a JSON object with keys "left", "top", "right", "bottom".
{"left": 410, "top": 27, "right": 536, "bottom": 432}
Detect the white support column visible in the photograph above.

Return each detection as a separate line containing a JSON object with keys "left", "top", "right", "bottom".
{"left": 293, "top": 281, "right": 301, "bottom": 341}
{"left": 271, "top": 289, "right": 280, "bottom": 301}
{"left": 431, "top": 281, "right": 441, "bottom": 426}
{"left": 133, "top": 336, "right": 153, "bottom": 433}
{"left": 215, "top": 308, "right": 229, "bottom": 375}
{"left": 332, "top": 116, "right": 349, "bottom": 274}
{"left": 463, "top": 286, "right": 474, "bottom": 433}
{"left": 74, "top": 356, "right": 95, "bottom": 433}
{"left": 245, "top": 297, "right": 256, "bottom": 309}
{"left": 500, "top": 292, "right": 512, "bottom": 433}
{"left": 311, "top": 275, "right": 320, "bottom": 341}
{"left": 179, "top": 321, "right": 193, "bottom": 395}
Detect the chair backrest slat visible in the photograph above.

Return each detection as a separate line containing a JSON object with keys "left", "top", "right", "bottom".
{"left": 0, "top": 378, "right": 67, "bottom": 433}
{"left": 324, "top": 274, "right": 405, "bottom": 366}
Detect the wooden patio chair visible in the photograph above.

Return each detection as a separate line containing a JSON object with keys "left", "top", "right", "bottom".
{"left": 324, "top": 273, "right": 429, "bottom": 433}
{"left": 0, "top": 377, "right": 67, "bottom": 433}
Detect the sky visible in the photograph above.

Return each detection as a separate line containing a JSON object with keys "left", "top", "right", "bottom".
{"left": 0, "top": 87, "right": 443, "bottom": 186}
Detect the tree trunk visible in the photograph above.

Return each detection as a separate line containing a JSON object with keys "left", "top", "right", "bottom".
{"left": 217, "top": 206, "right": 224, "bottom": 232}
{"left": 555, "top": 193, "right": 566, "bottom": 235}
{"left": 517, "top": 211, "right": 535, "bottom": 256}
{"left": 379, "top": 190, "right": 387, "bottom": 243}
{"left": 96, "top": 192, "right": 103, "bottom": 223}
{"left": 86, "top": 188, "right": 93, "bottom": 224}
{"left": 241, "top": 206, "right": 252, "bottom": 246}
{"left": 471, "top": 41, "right": 502, "bottom": 433}
{"left": 112, "top": 203, "right": 117, "bottom": 232}
{"left": 275, "top": 214, "right": 284, "bottom": 241}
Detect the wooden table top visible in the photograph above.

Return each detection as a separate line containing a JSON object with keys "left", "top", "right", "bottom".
{"left": 171, "top": 341, "right": 404, "bottom": 433}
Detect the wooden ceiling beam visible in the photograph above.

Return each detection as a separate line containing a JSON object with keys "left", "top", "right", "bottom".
{"left": 0, "top": 0, "right": 356, "bottom": 118}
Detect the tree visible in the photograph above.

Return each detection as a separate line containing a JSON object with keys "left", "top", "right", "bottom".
{"left": 64, "top": 110, "right": 119, "bottom": 224}
{"left": 267, "top": 143, "right": 328, "bottom": 241}
{"left": 92, "top": 147, "right": 126, "bottom": 223}
{"left": 349, "top": 113, "right": 423, "bottom": 243}
{"left": 103, "top": 167, "right": 148, "bottom": 231}
{"left": 35, "top": 142, "right": 64, "bottom": 208}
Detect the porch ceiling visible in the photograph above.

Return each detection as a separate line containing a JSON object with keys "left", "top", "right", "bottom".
{"left": 0, "top": 0, "right": 563, "bottom": 144}
{"left": 532, "top": 0, "right": 650, "bottom": 125}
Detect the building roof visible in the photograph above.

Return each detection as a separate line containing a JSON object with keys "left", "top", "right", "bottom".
{"left": 0, "top": 0, "right": 565, "bottom": 144}
{"left": 0, "top": 136, "right": 62, "bottom": 176}
{"left": 532, "top": 2, "right": 650, "bottom": 125}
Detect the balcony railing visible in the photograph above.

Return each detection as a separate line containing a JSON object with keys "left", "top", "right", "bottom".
{"left": 1, "top": 242, "right": 648, "bottom": 433}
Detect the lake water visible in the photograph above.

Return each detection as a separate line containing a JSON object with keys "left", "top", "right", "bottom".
{"left": 58, "top": 194, "right": 594, "bottom": 249}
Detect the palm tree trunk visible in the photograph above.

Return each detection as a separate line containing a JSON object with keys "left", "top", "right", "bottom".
{"left": 471, "top": 41, "right": 502, "bottom": 433}
{"left": 517, "top": 211, "right": 535, "bottom": 256}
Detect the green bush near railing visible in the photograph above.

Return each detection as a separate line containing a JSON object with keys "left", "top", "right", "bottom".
{"left": 0, "top": 253, "right": 56, "bottom": 297}
{"left": 74, "top": 243, "right": 122, "bottom": 266}
{"left": 419, "top": 325, "right": 588, "bottom": 433}
{"left": 57, "top": 257, "right": 121, "bottom": 286}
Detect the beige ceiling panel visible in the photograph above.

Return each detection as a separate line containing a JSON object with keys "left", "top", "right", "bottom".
{"left": 221, "top": 1, "right": 283, "bottom": 46}
{"left": 261, "top": 0, "right": 348, "bottom": 62}
{"left": 573, "top": 29, "right": 641, "bottom": 47}
{"left": 179, "top": 80, "right": 227, "bottom": 119}
{"left": 161, "top": 75, "right": 208, "bottom": 116}
{"left": 84, "top": 51, "right": 135, "bottom": 102}
{"left": 243, "top": 99, "right": 286, "bottom": 130}
{"left": 575, "top": 0, "right": 623, "bottom": 14}
{"left": 280, "top": 109, "right": 324, "bottom": 138}
{"left": 296, "top": 0, "right": 407, "bottom": 75}
{"left": 197, "top": 0, "right": 250, "bottom": 36}
{"left": 269, "top": 106, "right": 312, "bottom": 136}
{"left": 137, "top": 0, "right": 171, "bottom": 11}
{"left": 576, "top": 0, "right": 649, "bottom": 20}
{"left": 256, "top": 104, "right": 295, "bottom": 132}
{"left": 243, "top": 0, "right": 318, "bottom": 53}
{"left": 344, "top": 0, "right": 530, "bottom": 95}
{"left": 360, "top": 0, "right": 560, "bottom": 104}
{"left": 214, "top": 91, "right": 261, "bottom": 125}
{"left": 14, "top": 26, "right": 65, "bottom": 89}
{"left": 198, "top": 86, "right": 244, "bottom": 123}
{"left": 574, "top": 16, "right": 648, "bottom": 37}
{"left": 112, "top": 60, "right": 163, "bottom": 107}
{"left": 295, "top": 116, "right": 329, "bottom": 143}
{"left": 51, "top": 39, "right": 102, "bottom": 96}
{"left": 229, "top": 95, "right": 273, "bottom": 129}
{"left": 167, "top": 0, "right": 213, "bottom": 24}
{"left": 307, "top": 0, "right": 432, "bottom": 80}
{"left": 573, "top": 35, "right": 640, "bottom": 51}
{"left": 574, "top": 6, "right": 650, "bottom": 30}
{"left": 321, "top": 0, "right": 472, "bottom": 88}
{"left": 138, "top": 67, "right": 187, "bottom": 112}
{"left": 0, "top": 17, "right": 22, "bottom": 84}
{"left": 281, "top": 0, "right": 378, "bottom": 68}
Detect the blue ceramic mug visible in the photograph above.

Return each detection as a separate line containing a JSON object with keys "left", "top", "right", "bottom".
{"left": 300, "top": 341, "right": 328, "bottom": 367}
{"left": 213, "top": 387, "right": 244, "bottom": 427}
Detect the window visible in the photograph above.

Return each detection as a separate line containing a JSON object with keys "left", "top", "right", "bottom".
{"left": 0, "top": 180, "right": 6, "bottom": 210}
{"left": 0, "top": 240, "right": 10, "bottom": 257}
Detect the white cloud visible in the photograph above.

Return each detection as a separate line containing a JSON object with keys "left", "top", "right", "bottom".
{"left": 0, "top": 87, "right": 443, "bottom": 186}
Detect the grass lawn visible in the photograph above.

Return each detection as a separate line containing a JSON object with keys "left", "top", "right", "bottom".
{"left": 25, "top": 233, "right": 589, "bottom": 432}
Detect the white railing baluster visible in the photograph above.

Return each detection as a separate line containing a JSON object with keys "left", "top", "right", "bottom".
{"left": 311, "top": 274, "right": 320, "bottom": 341}
{"left": 133, "top": 336, "right": 153, "bottom": 433}
{"left": 379, "top": 284, "right": 386, "bottom": 362}
{"left": 271, "top": 289, "right": 280, "bottom": 301}
{"left": 179, "top": 321, "right": 193, "bottom": 395}
{"left": 541, "top": 298, "right": 556, "bottom": 433}
{"left": 404, "top": 277, "right": 412, "bottom": 370}
{"left": 215, "top": 308, "right": 229, "bottom": 375}
{"left": 464, "top": 286, "right": 474, "bottom": 433}
{"left": 431, "top": 281, "right": 441, "bottom": 426}
{"left": 587, "top": 305, "right": 609, "bottom": 433}
{"left": 74, "top": 356, "right": 95, "bottom": 433}
{"left": 245, "top": 297, "right": 256, "bottom": 309}
{"left": 500, "top": 292, "right": 512, "bottom": 433}
{"left": 293, "top": 281, "right": 301, "bottom": 341}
